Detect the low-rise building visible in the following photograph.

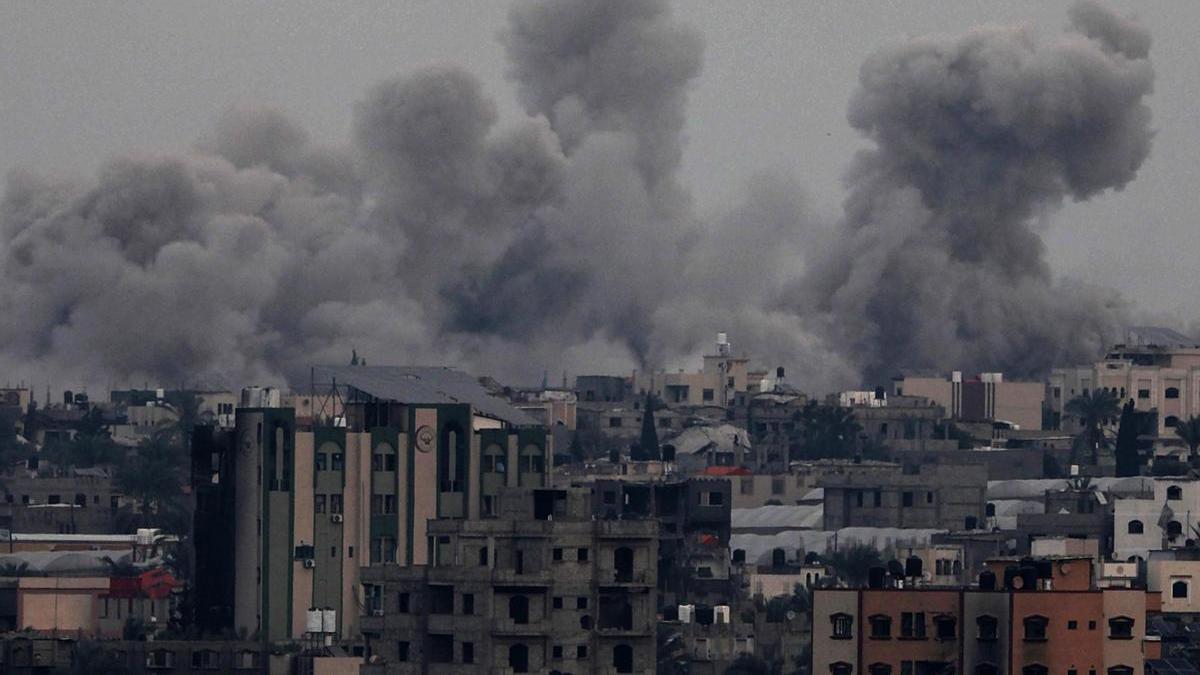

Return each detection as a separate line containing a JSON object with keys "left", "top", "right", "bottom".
{"left": 820, "top": 463, "right": 988, "bottom": 531}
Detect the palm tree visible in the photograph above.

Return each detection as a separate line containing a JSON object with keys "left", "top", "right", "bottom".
{"left": 1175, "top": 416, "right": 1200, "bottom": 463}
{"left": 1065, "top": 389, "right": 1120, "bottom": 465}
{"left": 790, "top": 402, "right": 861, "bottom": 460}
{"left": 636, "top": 391, "right": 660, "bottom": 461}
{"left": 115, "top": 428, "right": 186, "bottom": 527}
{"left": 825, "top": 542, "right": 882, "bottom": 587}
{"left": 0, "top": 561, "right": 30, "bottom": 577}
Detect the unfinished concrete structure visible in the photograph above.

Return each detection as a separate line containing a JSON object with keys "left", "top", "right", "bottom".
{"left": 359, "top": 486, "right": 657, "bottom": 674}
{"left": 820, "top": 463, "right": 988, "bottom": 531}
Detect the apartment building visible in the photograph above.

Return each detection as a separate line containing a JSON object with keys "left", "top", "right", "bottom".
{"left": 1051, "top": 335, "right": 1200, "bottom": 437}
{"left": 819, "top": 463, "right": 988, "bottom": 531}
{"left": 813, "top": 558, "right": 1151, "bottom": 675}
{"left": 359, "top": 486, "right": 657, "bottom": 674}
{"left": 894, "top": 372, "right": 1044, "bottom": 431}
{"left": 633, "top": 334, "right": 751, "bottom": 408}
{"left": 1112, "top": 478, "right": 1199, "bottom": 562}
{"left": 196, "top": 366, "right": 552, "bottom": 644}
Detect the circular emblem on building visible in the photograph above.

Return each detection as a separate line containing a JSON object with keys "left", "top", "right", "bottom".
{"left": 415, "top": 425, "right": 435, "bottom": 453}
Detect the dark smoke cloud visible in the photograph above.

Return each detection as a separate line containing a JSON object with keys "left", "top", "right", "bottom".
{"left": 0, "top": 0, "right": 1156, "bottom": 395}
{"left": 793, "top": 0, "right": 1153, "bottom": 383}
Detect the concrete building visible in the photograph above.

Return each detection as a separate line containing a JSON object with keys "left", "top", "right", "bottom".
{"left": 633, "top": 334, "right": 751, "bottom": 409}
{"left": 359, "top": 486, "right": 657, "bottom": 674}
{"left": 1112, "top": 478, "right": 1200, "bottom": 562}
{"left": 0, "top": 636, "right": 268, "bottom": 674}
{"left": 207, "top": 366, "right": 552, "bottom": 644}
{"left": 820, "top": 463, "right": 988, "bottom": 531}
{"left": 894, "top": 372, "right": 1045, "bottom": 431}
{"left": 813, "top": 557, "right": 1152, "bottom": 675}
{"left": 1049, "top": 330, "right": 1200, "bottom": 438}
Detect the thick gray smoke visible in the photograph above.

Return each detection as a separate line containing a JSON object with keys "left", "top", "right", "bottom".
{"left": 0, "top": 0, "right": 1155, "bottom": 394}
{"left": 794, "top": 1, "right": 1153, "bottom": 383}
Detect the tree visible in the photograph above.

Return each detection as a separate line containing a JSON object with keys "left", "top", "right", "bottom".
{"left": 1175, "top": 415, "right": 1200, "bottom": 464}
{"left": 115, "top": 428, "right": 186, "bottom": 528}
{"left": 825, "top": 542, "right": 882, "bottom": 586}
{"left": 789, "top": 402, "right": 861, "bottom": 460}
{"left": 1065, "top": 389, "right": 1120, "bottom": 465}
{"left": 636, "top": 391, "right": 660, "bottom": 461}
{"left": 1114, "top": 400, "right": 1145, "bottom": 477}
{"left": 164, "top": 390, "right": 201, "bottom": 452}
{"left": 69, "top": 639, "right": 125, "bottom": 675}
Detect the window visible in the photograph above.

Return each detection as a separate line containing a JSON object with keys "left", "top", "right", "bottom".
{"left": 1168, "top": 485, "right": 1184, "bottom": 501}
{"left": 577, "top": 596, "right": 589, "bottom": 610}
{"left": 553, "top": 547, "right": 564, "bottom": 561}
{"left": 874, "top": 490, "right": 882, "bottom": 507}
{"left": 703, "top": 388, "right": 714, "bottom": 401}
{"left": 900, "top": 612, "right": 926, "bottom": 638}
{"left": 428, "top": 634, "right": 453, "bottom": 663}
{"left": 976, "top": 665, "right": 998, "bottom": 675}
{"left": 553, "top": 645, "right": 563, "bottom": 659}
{"left": 462, "top": 641, "right": 474, "bottom": 664}
{"left": 329, "top": 494, "right": 343, "bottom": 514}
{"left": 1089, "top": 620, "right": 1097, "bottom": 630}
{"left": 1167, "top": 416, "right": 1180, "bottom": 428}
{"left": 856, "top": 490, "right": 864, "bottom": 507}
{"left": 398, "top": 592, "right": 410, "bottom": 613}
{"left": 869, "top": 614, "right": 891, "bottom": 639}
{"left": 870, "top": 665, "right": 893, "bottom": 675}
{"left": 772, "top": 478, "right": 784, "bottom": 495}
{"left": 578, "top": 547, "right": 589, "bottom": 562}
{"left": 1127, "top": 520, "right": 1144, "bottom": 534}
{"left": 315, "top": 453, "right": 326, "bottom": 471}
{"left": 462, "top": 593, "right": 474, "bottom": 615}
{"left": 397, "top": 641, "right": 409, "bottom": 662}
{"left": 741, "top": 478, "right": 754, "bottom": 495}
{"left": 1024, "top": 615, "right": 1048, "bottom": 641}
{"left": 1108, "top": 667, "right": 1134, "bottom": 675}
{"left": 479, "top": 546, "right": 489, "bottom": 566}
{"left": 700, "top": 490, "right": 725, "bottom": 506}
{"left": 146, "top": 649, "right": 175, "bottom": 669}
{"left": 1108, "top": 616, "right": 1134, "bottom": 639}
{"left": 314, "top": 495, "right": 326, "bottom": 514}
{"left": 191, "top": 649, "right": 220, "bottom": 670}
{"left": 372, "top": 453, "right": 384, "bottom": 471}
{"left": 1068, "top": 620, "right": 1078, "bottom": 630}
{"left": 934, "top": 615, "right": 956, "bottom": 640}
{"left": 577, "top": 645, "right": 588, "bottom": 659}
{"left": 1138, "top": 389, "right": 1150, "bottom": 399}
{"left": 831, "top": 612, "right": 853, "bottom": 639}
{"left": 331, "top": 453, "right": 344, "bottom": 470}
{"left": 1023, "top": 666, "right": 1048, "bottom": 675}
{"left": 609, "top": 417, "right": 622, "bottom": 428}
{"left": 902, "top": 492, "right": 914, "bottom": 507}
{"left": 831, "top": 662, "right": 853, "bottom": 675}
{"left": 1168, "top": 521, "right": 1184, "bottom": 538}
{"left": 1166, "top": 387, "right": 1181, "bottom": 399}
{"left": 1173, "top": 580, "right": 1189, "bottom": 599}
{"left": 553, "top": 596, "right": 563, "bottom": 609}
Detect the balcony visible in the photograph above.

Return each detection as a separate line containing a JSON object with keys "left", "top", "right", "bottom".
{"left": 491, "top": 619, "right": 550, "bottom": 635}
{"left": 598, "top": 569, "right": 654, "bottom": 588}
{"left": 491, "top": 568, "right": 552, "bottom": 587}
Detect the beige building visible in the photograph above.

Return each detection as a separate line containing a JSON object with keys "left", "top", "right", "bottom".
{"left": 230, "top": 366, "right": 552, "bottom": 643}
{"left": 894, "top": 371, "right": 1044, "bottom": 430}
{"left": 1051, "top": 336, "right": 1200, "bottom": 437}
{"left": 635, "top": 334, "right": 751, "bottom": 408}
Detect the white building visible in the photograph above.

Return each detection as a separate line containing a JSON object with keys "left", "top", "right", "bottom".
{"left": 1112, "top": 478, "right": 1200, "bottom": 562}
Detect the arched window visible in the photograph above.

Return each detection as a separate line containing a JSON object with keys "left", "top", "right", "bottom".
{"left": 868, "top": 614, "right": 891, "bottom": 639}
{"left": 831, "top": 613, "right": 853, "bottom": 639}
{"left": 1168, "top": 521, "right": 1184, "bottom": 538}
{"left": 612, "top": 644, "right": 634, "bottom": 673}
{"left": 1108, "top": 667, "right": 1134, "bottom": 675}
{"left": 1166, "top": 416, "right": 1181, "bottom": 428}
{"left": 985, "top": 502, "right": 996, "bottom": 517}
{"left": 1166, "top": 387, "right": 1180, "bottom": 399}
{"left": 830, "top": 663, "right": 853, "bottom": 675}
{"left": 1127, "top": 520, "right": 1144, "bottom": 534}
{"left": 1168, "top": 485, "right": 1183, "bottom": 501}
{"left": 508, "top": 644, "right": 529, "bottom": 673}
{"left": 1108, "top": 616, "right": 1134, "bottom": 639}
{"left": 509, "top": 595, "right": 529, "bottom": 624}
{"left": 1023, "top": 665, "right": 1048, "bottom": 675}
{"left": 1023, "top": 615, "right": 1048, "bottom": 641}
{"left": 869, "top": 664, "right": 892, "bottom": 675}
{"left": 483, "top": 444, "right": 506, "bottom": 474}
{"left": 976, "top": 665, "right": 998, "bottom": 675}
{"left": 1173, "top": 580, "right": 1189, "bottom": 599}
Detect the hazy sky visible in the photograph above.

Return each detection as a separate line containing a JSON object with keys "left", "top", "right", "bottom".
{"left": 2, "top": 1, "right": 1198, "bottom": 318}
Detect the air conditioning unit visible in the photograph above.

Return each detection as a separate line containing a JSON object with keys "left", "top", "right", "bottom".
{"left": 331, "top": 514, "right": 344, "bottom": 524}
{"left": 303, "top": 559, "right": 316, "bottom": 569}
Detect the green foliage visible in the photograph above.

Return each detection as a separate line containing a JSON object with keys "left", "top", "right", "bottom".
{"left": 789, "top": 401, "right": 861, "bottom": 460}
{"left": 1174, "top": 416, "right": 1200, "bottom": 459}
{"left": 1065, "top": 389, "right": 1120, "bottom": 464}
{"left": 115, "top": 427, "right": 187, "bottom": 529}
{"left": 825, "top": 542, "right": 883, "bottom": 586}
{"left": 636, "top": 391, "right": 660, "bottom": 460}
{"left": 41, "top": 407, "right": 120, "bottom": 468}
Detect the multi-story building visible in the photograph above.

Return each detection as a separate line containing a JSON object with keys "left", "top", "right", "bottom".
{"left": 894, "top": 372, "right": 1044, "bottom": 431}
{"left": 359, "top": 486, "right": 657, "bottom": 674}
{"left": 196, "top": 366, "right": 552, "bottom": 644}
{"left": 813, "top": 557, "right": 1152, "bottom": 675}
{"left": 633, "top": 334, "right": 751, "bottom": 409}
{"left": 1049, "top": 331, "right": 1200, "bottom": 437}
{"left": 1112, "top": 478, "right": 1200, "bottom": 562}
{"left": 819, "top": 463, "right": 988, "bottom": 531}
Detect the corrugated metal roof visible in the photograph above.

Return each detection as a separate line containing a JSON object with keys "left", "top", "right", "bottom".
{"left": 311, "top": 365, "right": 536, "bottom": 426}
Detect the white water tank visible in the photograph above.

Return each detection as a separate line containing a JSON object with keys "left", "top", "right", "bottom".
{"left": 320, "top": 608, "right": 337, "bottom": 633}
{"left": 679, "top": 604, "right": 695, "bottom": 624}
{"left": 305, "top": 609, "right": 322, "bottom": 634}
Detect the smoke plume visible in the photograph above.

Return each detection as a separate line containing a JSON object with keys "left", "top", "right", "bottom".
{"left": 0, "top": 0, "right": 1155, "bottom": 394}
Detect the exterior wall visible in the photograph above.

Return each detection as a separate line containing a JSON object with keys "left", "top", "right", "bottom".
{"left": 821, "top": 464, "right": 987, "bottom": 531}
{"left": 732, "top": 473, "right": 819, "bottom": 509}
{"left": 963, "top": 590, "right": 1010, "bottom": 675}
{"left": 1149, "top": 559, "right": 1200, "bottom": 613}
{"left": 861, "top": 589, "right": 959, "bottom": 673}
{"left": 1112, "top": 478, "right": 1199, "bottom": 561}
{"left": 811, "top": 589, "right": 858, "bottom": 675}
{"left": 16, "top": 577, "right": 107, "bottom": 633}
{"left": 1011, "top": 591, "right": 1103, "bottom": 675}
{"left": 1102, "top": 589, "right": 1146, "bottom": 672}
